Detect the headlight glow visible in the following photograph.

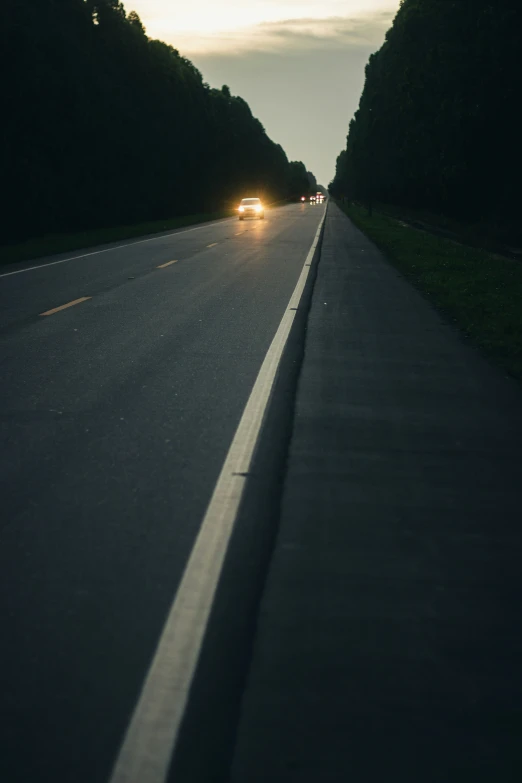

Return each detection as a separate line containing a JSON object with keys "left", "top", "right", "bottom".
{"left": 239, "top": 206, "right": 245, "bottom": 212}
{"left": 255, "top": 204, "right": 262, "bottom": 212}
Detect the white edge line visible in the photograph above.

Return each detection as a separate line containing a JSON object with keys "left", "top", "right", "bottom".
{"left": 0, "top": 218, "right": 236, "bottom": 279}
{"left": 108, "top": 204, "right": 327, "bottom": 783}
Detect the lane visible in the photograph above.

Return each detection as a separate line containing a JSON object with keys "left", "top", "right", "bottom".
{"left": 0, "top": 203, "right": 324, "bottom": 783}
{"left": 111, "top": 212, "right": 326, "bottom": 783}
{"left": 0, "top": 207, "right": 292, "bottom": 331}
{"left": 0, "top": 217, "right": 235, "bottom": 278}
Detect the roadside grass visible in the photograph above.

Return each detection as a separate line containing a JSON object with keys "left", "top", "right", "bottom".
{"left": 371, "top": 201, "right": 522, "bottom": 254}
{"left": 339, "top": 202, "right": 522, "bottom": 382}
{"left": 0, "top": 210, "right": 235, "bottom": 267}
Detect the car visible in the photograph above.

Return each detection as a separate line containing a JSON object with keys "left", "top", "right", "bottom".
{"left": 238, "top": 197, "right": 264, "bottom": 220}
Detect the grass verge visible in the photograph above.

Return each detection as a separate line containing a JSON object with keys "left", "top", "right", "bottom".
{"left": 0, "top": 210, "right": 235, "bottom": 267}
{"left": 339, "top": 201, "right": 522, "bottom": 382}
{"left": 371, "top": 201, "right": 522, "bottom": 259}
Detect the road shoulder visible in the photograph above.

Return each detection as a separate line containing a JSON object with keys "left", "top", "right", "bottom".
{"left": 229, "top": 203, "right": 522, "bottom": 782}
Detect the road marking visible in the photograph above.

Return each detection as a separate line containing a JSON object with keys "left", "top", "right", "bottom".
{"left": 108, "top": 204, "right": 327, "bottom": 783}
{"left": 206, "top": 242, "right": 218, "bottom": 248}
{"left": 156, "top": 260, "right": 178, "bottom": 269}
{"left": 0, "top": 219, "right": 236, "bottom": 279}
{"left": 40, "top": 297, "right": 91, "bottom": 316}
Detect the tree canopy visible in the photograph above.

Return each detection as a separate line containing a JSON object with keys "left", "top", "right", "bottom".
{"left": 3, "top": 0, "right": 315, "bottom": 243}
{"left": 329, "top": 1, "right": 522, "bottom": 232}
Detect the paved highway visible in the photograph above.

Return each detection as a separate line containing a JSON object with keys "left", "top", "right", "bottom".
{"left": 0, "top": 203, "right": 325, "bottom": 783}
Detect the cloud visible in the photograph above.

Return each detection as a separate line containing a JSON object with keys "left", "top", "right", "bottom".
{"left": 256, "top": 13, "right": 394, "bottom": 49}
{"left": 173, "top": 12, "right": 396, "bottom": 55}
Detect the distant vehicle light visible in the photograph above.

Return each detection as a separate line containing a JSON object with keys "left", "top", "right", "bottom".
{"left": 301, "top": 196, "right": 306, "bottom": 202}
{"left": 238, "top": 206, "right": 245, "bottom": 212}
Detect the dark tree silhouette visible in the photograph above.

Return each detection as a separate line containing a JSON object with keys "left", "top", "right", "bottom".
{"left": 287, "top": 161, "right": 311, "bottom": 200}
{"left": 2, "top": 0, "right": 316, "bottom": 244}
{"left": 329, "top": 1, "right": 522, "bottom": 237}
{"left": 307, "top": 171, "right": 318, "bottom": 193}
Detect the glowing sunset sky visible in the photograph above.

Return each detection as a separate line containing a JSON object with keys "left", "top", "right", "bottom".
{"left": 128, "top": 0, "right": 401, "bottom": 183}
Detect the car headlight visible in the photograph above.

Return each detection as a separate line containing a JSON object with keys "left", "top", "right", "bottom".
{"left": 239, "top": 206, "right": 245, "bottom": 212}
{"left": 255, "top": 205, "right": 262, "bottom": 212}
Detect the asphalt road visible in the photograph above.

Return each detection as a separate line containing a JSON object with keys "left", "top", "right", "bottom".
{"left": 0, "top": 203, "right": 325, "bottom": 783}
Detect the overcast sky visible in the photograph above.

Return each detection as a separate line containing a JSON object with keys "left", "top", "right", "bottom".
{"left": 127, "top": 0, "right": 401, "bottom": 186}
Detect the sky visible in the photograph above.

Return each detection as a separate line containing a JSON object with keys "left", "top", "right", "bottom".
{"left": 127, "top": 0, "right": 401, "bottom": 186}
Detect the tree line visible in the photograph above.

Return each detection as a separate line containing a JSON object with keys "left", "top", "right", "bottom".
{"left": 3, "top": 0, "right": 316, "bottom": 244}
{"left": 329, "top": 1, "right": 522, "bottom": 239}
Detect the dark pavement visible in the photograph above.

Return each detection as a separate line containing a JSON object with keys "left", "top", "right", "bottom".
{"left": 3, "top": 201, "right": 522, "bottom": 783}
{"left": 229, "top": 203, "right": 522, "bottom": 782}
{"left": 0, "top": 204, "right": 324, "bottom": 783}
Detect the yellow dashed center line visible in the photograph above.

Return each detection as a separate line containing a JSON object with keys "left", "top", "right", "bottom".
{"left": 157, "top": 259, "right": 178, "bottom": 269}
{"left": 40, "top": 297, "right": 91, "bottom": 316}
{"left": 207, "top": 242, "right": 218, "bottom": 248}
